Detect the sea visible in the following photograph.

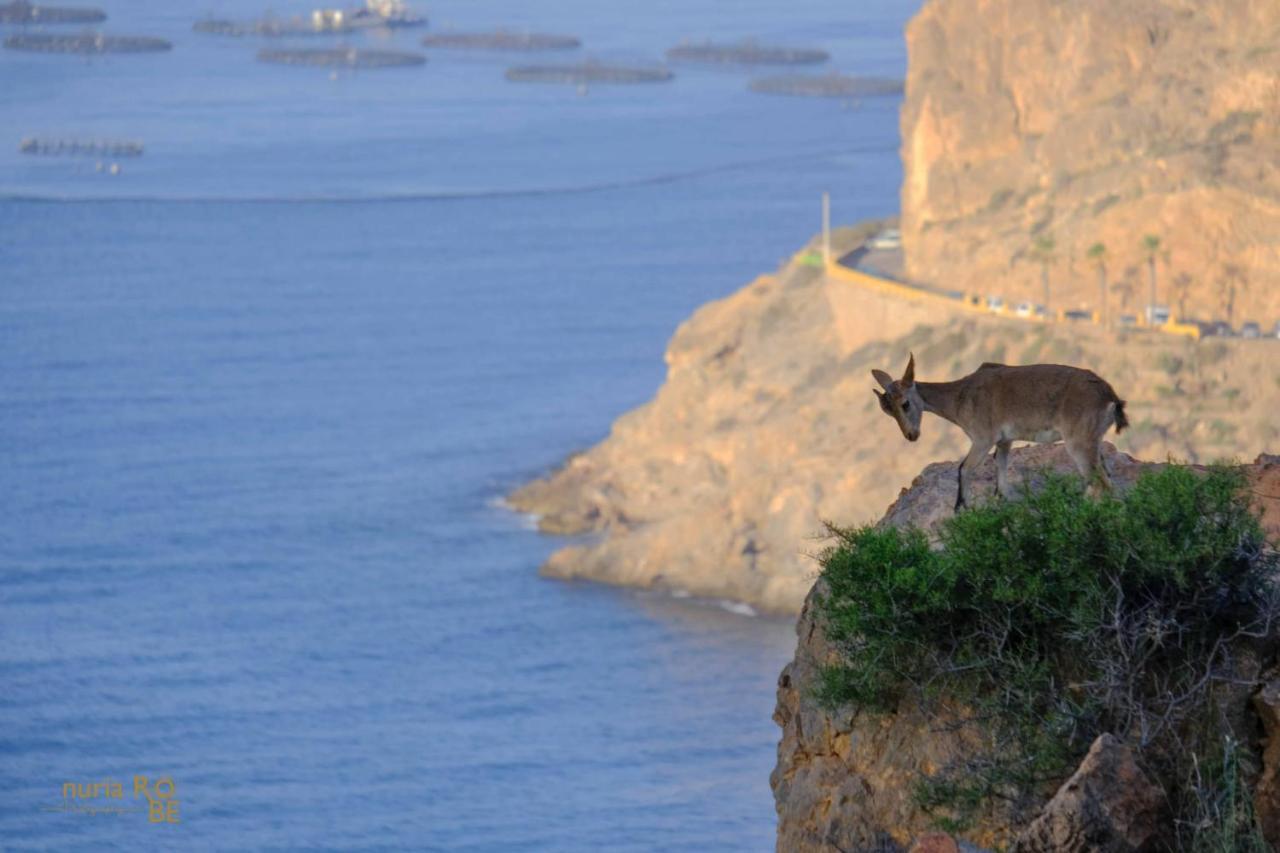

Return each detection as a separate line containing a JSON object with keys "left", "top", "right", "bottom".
{"left": 0, "top": 0, "right": 916, "bottom": 848}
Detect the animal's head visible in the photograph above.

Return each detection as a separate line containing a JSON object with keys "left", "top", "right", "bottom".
{"left": 872, "top": 352, "right": 923, "bottom": 442}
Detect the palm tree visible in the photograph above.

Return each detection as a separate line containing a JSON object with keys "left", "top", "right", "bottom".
{"left": 1113, "top": 266, "right": 1139, "bottom": 315}
{"left": 1170, "top": 272, "right": 1193, "bottom": 321}
{"left": 1142, "top": 234, "right": 1162, "bottom": 318}
{"left": 1030, "top": 234, "right": 1056, "bottom": 313}
{"left": 1219, "top": 263, "right": 1249, "bottom": 327}
{"left": 1087, "top": 242, "right": 1107, "bottom": 325}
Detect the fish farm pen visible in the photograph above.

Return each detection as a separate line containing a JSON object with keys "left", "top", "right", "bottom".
{"left": 20, "top": 137, "right": 143, "bottom": 157}
{"left": 194, "top": 18, "right": 370, "bottom": 38}
{"left": 194, "top": 3, "right": 424, "bottom": 37}
{"left": 256, "top": 47, "right": 426, "bottom": 68}
{"left": 422, "top": 31, "right": 581, "bottom": 51}
{"left": 0, "top": 1, "right": 105, "bottom": 23}
{"left": 505, "top": 63, "right": 672, "bottom": 85}
{"left": 193, "top": 19, "right": 325, "bottom": 38}
{"left": 3, "top": 33, "right": 171, "bottom": 53}
{"left": 665, "top": 41, "right": 828, "bottom": 66}
{"left": 748, "top": 74, "right": 904, "bottom": 98}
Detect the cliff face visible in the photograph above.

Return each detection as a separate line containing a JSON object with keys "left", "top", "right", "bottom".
{"left": 901, "top": 0, "right": 1280, "bottom": 324}
{"left": 511, "top": 229, "right": 1280, "bottom": 614}
{"left": 771, "top": 445, "right": 1280, "bottom": 852}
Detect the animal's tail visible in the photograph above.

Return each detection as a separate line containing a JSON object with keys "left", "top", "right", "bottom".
{"left": 1113, "top": 399, "right": 1129, "bottom": 433}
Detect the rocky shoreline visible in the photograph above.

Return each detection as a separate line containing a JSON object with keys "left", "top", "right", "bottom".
{"left": 509, "top": 223, "right": 1280, "bottom": 615}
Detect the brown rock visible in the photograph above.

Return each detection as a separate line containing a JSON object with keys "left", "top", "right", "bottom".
{"left": 901, "top": 0, "right": 1280, "bottom": 324}
{"left": 1253, "top": 673, "right": 1280, "bottom": 846}
{"left": 909, "top": 833, "right": 960, "bottom": 853}
{"left": 1251, "top": 454, "right": 1280, "bottom": 545}
{"left": 1010, "top": 735, "right": 1163, "bottom": 853}
{"left": 770, "top": 449, "right": 1276, "bottom": 851}
{"left": 772, "top": 579, "right": 1025, "bottom": 852}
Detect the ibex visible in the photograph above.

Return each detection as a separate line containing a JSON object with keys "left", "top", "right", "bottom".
{"left": 871, "top": 354, "right": 1128, "bottom": 509}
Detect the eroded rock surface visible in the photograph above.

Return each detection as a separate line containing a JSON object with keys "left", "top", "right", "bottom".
{"left": 1253, "top": 671, "right": 1280, "bottom": 846}
{"left": 771, "top": 446, "right": 1279, "bottom": 850}
{"left": 1009, "top": 734, "right": 1163, "bottom": 853}
{"left": 901, "top": 0, "right": 1280, "bottom": 322}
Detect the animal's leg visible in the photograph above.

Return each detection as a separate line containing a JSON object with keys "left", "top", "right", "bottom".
{"left": 994, "top": 440, "right": 1013, "bottom": 498}
{"left": 1066, "top": 438, "right": 1106, "bottom": 497}
{"left": 1094, "top": 445, "right": 1114, "bottom": 494}
{"left": 956, "top": 440, "right": 994, "bottom": 511}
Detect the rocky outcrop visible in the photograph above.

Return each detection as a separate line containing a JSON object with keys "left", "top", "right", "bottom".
{"left": 772, "top": 445, "right": 1146, "bottom": 852}
{"left": 771, "top": 445, "right": 1280, "bottom": 850}
{"left": 1009, "top": 735, "right": 1163, "bottom": 853}
{"left": 1253, "top": 672, "right": 1280, "bottom": 844}
{"left": 901, "top": 0, "right": 1280, "bottom": 324}
{"left": 772, "top": 583, "right": 1012, "bottom": 852}
{"left": 511, "top": 230, "right": 1280, "bottom": 614}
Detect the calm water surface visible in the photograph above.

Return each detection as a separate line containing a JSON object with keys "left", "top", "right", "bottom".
{"left": 0, "top": 0, "right": 916, "bottom": 848}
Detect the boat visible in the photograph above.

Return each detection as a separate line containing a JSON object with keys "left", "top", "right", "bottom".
{"left": 194, "top": 0, "right": 424, "bottom": 38}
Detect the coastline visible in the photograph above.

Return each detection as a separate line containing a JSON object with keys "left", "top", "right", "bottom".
{"left": 510, "top": 218, "right": 1280, "bottom": 615}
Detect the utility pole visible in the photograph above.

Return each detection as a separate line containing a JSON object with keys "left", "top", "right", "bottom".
{"left": 822, "top": 192, "right": 831, "bottom": 264}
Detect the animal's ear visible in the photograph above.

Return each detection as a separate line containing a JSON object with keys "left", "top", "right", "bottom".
{"left": 871, "top": 369, "right": 894, "bottom": 391}
{"left": 873, "top": 388, "right": 890, "bottom": 412}
{"left": 902, "top": 352, "right": 915, "bottom": 387}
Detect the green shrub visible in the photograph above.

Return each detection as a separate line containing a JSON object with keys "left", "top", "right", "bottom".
{"left": 1179, "top": 736, "right": 1271, "bottom": 853}
{"left": 815, "top": 465, "right": 1278, "bottom": 838}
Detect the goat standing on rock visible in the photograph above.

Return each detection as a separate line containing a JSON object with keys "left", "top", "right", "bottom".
{"left": 872, "top": 354, "right": 1128, "bottom": 509}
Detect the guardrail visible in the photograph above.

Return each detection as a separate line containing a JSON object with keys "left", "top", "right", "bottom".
{"left": 820, "top": 250, "right": 1205, "bottom": 340}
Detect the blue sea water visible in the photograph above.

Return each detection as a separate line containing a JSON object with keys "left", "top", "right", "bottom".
{"left": 0, "top": 0, "right": 916, "bottom": 848}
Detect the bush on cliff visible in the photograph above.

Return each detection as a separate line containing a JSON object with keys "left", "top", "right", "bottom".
{"left": 815, "top": 465, "right": 1278, "bottom": 845}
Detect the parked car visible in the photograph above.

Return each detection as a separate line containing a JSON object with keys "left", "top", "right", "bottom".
{"left": 1144, "top": 304, "right": 1171, "bottom": 326}
{"left": 1015, "top": 302, "right": 1046, "bottom": 318}
{"left": 867, "top": 228, "right": 901, "bottom": 250}
{"left": 1274, "top": 321, "right": 1280, "bottom": 339}
{"left": 1118, "top": 314, "right": 1138, "bottom": 327}
{"left": 1205, "top": 320, "right": 1235, "bottom": 337}
{"left": 986, "top": 295, "right": 1006, "bottom": 313}
{"left": 1063, "top": 309, "right": 1093, "bottom": 322}
{"left": 1241, "top": 322, "right": 1261, "bottom": 339}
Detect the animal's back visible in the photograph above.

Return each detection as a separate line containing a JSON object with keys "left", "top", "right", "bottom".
{"left": 963, "top": 363, "right": 1127, "bottom": 433}
{"left": 966, "top": 363, "right": 1116, "bottom": 397}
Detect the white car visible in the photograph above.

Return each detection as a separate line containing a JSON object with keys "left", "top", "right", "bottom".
{"left": 867, "top": 228, "right": 901, "bottom": 250}
{"left": 986, "top": 296, "right": 1005, "bottom": 313}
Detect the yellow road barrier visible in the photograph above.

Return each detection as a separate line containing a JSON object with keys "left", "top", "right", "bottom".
{"left": 825, "top": 254, "right": 1207, "bottom": 341}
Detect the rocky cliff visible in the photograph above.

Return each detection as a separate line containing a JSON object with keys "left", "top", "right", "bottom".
{"left": 511, "top": 226, "right": 1280, "bottom": 614}
{"left": 901, "top": 0, "right": 1280, "bottom": 325}
{"left": 772, "top": 444, "right": 1280, "bottom": 851}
